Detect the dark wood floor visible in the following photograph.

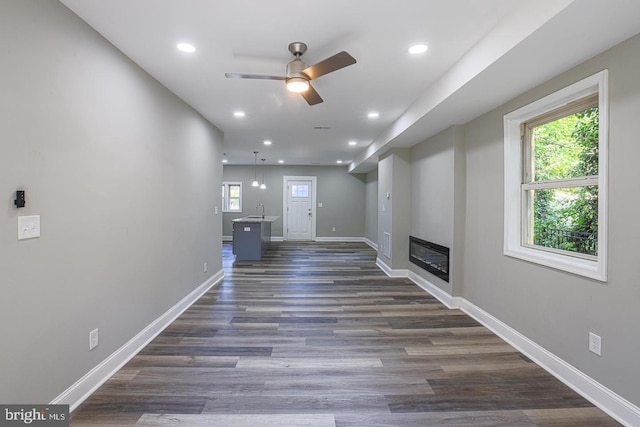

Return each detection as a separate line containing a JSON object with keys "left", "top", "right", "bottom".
{"left": 70, "top": 242, "right": 619, "bottom": 426}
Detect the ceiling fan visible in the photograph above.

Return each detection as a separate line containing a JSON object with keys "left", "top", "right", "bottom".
{"left": 225, "top": 42, "right": 356, "bottom": 106}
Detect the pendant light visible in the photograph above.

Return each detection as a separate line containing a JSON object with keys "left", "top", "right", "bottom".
{"left": 260, "top": 159, "right": 267, "bottom": 189}
{"left": 251, "top": 151, "right": 259, "bottom": 187}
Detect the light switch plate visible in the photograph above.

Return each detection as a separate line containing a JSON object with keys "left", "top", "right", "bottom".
{"left": 589, "top": 332, "right": 602, "bottom": 356}
{"left": 89, "top": 328, "right": 99, "bottom": 351}
{"left": 18, "top": 215, "right": 41, "bottom": 240}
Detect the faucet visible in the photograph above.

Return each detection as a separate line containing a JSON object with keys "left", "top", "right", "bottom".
{"left": 256, "top": 203, "right": 265, "bottom": 218}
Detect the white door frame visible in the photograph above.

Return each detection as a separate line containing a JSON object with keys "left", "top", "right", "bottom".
{"left": 283, "top": 176, "right": 317, "bottom": 241}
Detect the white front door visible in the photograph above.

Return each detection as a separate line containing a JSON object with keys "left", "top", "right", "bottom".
{"left": 284, "top": 178, "right": 315, "bottom": 240}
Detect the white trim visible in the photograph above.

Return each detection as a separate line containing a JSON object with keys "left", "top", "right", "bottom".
{"left": 222, "top": 235, "right": 232, "bottom": 242}
{"left": 270, "top": 236, "right": 284, "bottom": 242}
{"left": 522, "top": 175, "right": 598, "bottom": 190}
{"left": 375, "top": 257, "right": 409, "bottom": 278}
{"left": 51, "top": 269, "right": 224, "bottom": 412}
{"left": 363, "top": 238, "right": 378, "bottom": 250}
{"left": 282, "top": 176, "right": 317, "bottom": 241}
{"left": 458, "top": 298, "right": 640, "bottom": 427}
{"left": 503, "top": 70, "right": 608, "bottom": 281}
{"left": 407, "top": 271, "right": 460, "bottom": 309}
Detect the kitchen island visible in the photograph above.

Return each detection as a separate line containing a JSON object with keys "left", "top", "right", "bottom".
{"left": 231, "top": 216, "right": 280, "bottom": 261}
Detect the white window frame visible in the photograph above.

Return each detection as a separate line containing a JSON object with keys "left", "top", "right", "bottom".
{"left": 222, "top": 182, "right": 242, "bottom": 213}
{"left": 504, "top": 70, "right": 608, "bottom": 281}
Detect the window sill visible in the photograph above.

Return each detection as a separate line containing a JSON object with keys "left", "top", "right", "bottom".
{"left": 504, "top": 245, "right": 606, "bottom": 282}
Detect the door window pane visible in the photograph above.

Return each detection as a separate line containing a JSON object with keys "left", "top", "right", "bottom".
{"left": 291, "top": 184, "right": 309, "bottom": 198}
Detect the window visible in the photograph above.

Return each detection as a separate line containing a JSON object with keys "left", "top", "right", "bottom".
{"left": 504, "top": 70, "right": 608, "bottom": 281}
{"left": 222, "top": 182, "right": 242, "bottom": 212}
{"left": 291, "top": 184, "right": 309, "bottom": 198}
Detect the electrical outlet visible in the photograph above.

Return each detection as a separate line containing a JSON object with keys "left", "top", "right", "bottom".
{"left": 204, "top": 262, "right": 208, "bottom": 273}
{"left": 89, "top": 328, "right": 99, "bottom": 351}
{"left": 589, "top": 332, "right": 601, "bottom": 356}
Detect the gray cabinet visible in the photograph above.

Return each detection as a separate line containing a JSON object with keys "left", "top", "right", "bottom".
{"left": 232, "top": 217, "right": 277, "bottom": 261}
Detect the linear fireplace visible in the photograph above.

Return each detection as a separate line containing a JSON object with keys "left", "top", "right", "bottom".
{"left": 409, "top": 236, "right": 449, "bottom": 282}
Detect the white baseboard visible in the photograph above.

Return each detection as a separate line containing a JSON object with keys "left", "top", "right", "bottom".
{"left": 376, "top": 264, "right": 639, "bottom": 426}
{"left": 407, "top": 271, "right": 460, "bottom": 309}
{"left": 51, "top": 269, "right": 225, "bottom": 412}
{"left": 363, "top": 238, "right": 378, "bottom": 250}
{"left": 375, "top": 257, "right": 409, "bottom": 278}
{"left": 271, "top": 236, "right": 284, "bottom": 242}
{"left": 222, "top": 235, "right": 232, "bottom": 242}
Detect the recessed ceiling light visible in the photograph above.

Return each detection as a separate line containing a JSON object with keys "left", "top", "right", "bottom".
{"left": 408, "top": 44, "right": 428, "bottom": 54}
{"left": 336, "top": 160, "right": 343, "bottom": 164}
{"left": 348, "top": 141, "right": 357, "bottom": 146}
{"left": 177, "top": 43, "right": 196, "bottom": 53}
{"left": 278, "top": 160, "right": 284, "bottom": 164}
{"left": 368, "top": 112, "right": 379, "bottom": 119}
{"left": 233, "top": 111, "right": 245, "bottom": 118}
{"left": 222, "top": 159, "right": 228, "bottom": 163}
{"left": 263, "top": 140, "right": 272, "bottom": 146}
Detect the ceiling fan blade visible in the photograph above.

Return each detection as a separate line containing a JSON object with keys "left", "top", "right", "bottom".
{"left": 225, "top": 73, "right": 286, "bottom": 80}
{"left": 302, "top": 51, "right": 356, "bottom": 80}
{"left": 301, "top": 83, "right": 323, "bottom": 106}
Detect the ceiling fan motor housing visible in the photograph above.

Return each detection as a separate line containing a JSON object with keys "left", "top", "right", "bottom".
{"left": 286, "top": 58, "right": 309, "bottom": 80}
{"left": 286, "top": 42, "right": 310, "bottom": 83}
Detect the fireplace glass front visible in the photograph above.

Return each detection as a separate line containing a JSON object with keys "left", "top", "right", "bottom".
{"left": 409, "top": 236, "right": 449, "bottom": 282}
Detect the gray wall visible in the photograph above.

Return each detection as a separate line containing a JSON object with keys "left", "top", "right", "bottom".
{"left": 462, "top": 33, "right": 640, "bottom": 405}
{"left": 0, "top": 0, "right": 224, "bottom": 403}
{"left": 410, "top": 125, "right": 465, "bottom": 295}
{"left": 364, "top": 169, "right": 378, "bottom": 245}
{"left": 222, "top": 165, "right": 366, "bottom": 238}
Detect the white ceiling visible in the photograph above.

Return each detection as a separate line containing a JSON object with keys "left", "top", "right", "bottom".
{"left": 59, "top": 0, "right": 640, "bottom": 172}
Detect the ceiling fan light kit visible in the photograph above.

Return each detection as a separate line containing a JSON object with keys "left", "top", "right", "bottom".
{"left": 225, "top": 41, "right": 356, "bottom": 106}
{"left": 286, "top": 77, "right": 309, "bottom": 93}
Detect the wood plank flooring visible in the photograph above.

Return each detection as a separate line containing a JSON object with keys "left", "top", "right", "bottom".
{"left": 70, "top": 242, "right": 619, "bottom": 426}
